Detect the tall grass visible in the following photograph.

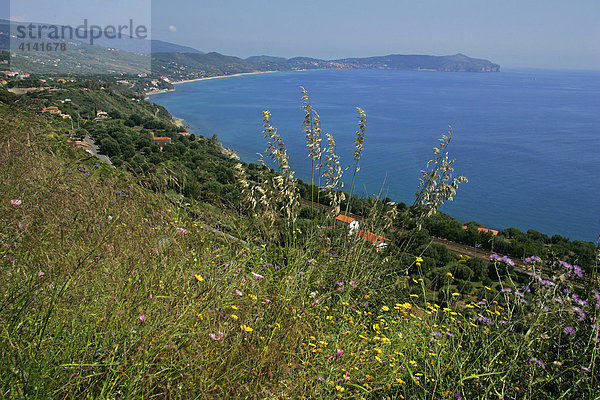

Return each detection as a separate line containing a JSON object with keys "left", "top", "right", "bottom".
{"left": 1, "top": 97, "right": 598, "bottom": 400}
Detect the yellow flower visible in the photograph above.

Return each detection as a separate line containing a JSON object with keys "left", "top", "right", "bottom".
{"left": 410, "top": 294, "right": 419, "bottom": 298}
{"left": 381, "top": 306, "right": 390, "bottom": 312}
{"left": 451, "top": 292, "right": 460, "bottom": 297}
{"left": 335, "top": 385, "right": 345, "bottom": 392}
{"left": 194, "top": 274, "right": 204, "bottom": 282}
{"left": 240, "top": 325, "right": 253, "bottom": 332}
{"left": 375, "top": 356, "right": 382, "bottom": 363}
{"left": 446, "top": 272, "right": 453, "bottom": 277}
{"left": 396, "top": 378, "right": 405, "bottom": 384}
{"left": 230, "top": 314, "right": 238, "bottom": 320}
{"left": 231, "top": 305, "right": 238, "bottom": 310}
{"left": 416, "top": 257, "right": 423, "bottom": 262}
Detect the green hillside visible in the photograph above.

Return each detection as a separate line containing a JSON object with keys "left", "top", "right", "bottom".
{"left": 0, "top": 86, "right": 598, "bottom": 399}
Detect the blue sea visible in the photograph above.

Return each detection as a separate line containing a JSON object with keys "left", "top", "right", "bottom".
{"left": 149, "top": 69, "right": 600, "bottom": 242}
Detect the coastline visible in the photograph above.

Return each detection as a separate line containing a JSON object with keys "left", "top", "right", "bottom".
{"left": 172, "top": 70, "right": 280, "bottom": 85}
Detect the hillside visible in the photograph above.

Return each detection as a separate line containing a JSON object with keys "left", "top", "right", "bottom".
{"left": 1, "top": 86, "right": 598, "bottom": 398}
{"left": 153, "top": 51, "right": 500, "bottom": 81}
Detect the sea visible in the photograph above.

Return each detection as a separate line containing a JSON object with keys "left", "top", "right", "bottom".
{"left": 149, "top": 68, "right": 600, "bottom": 242}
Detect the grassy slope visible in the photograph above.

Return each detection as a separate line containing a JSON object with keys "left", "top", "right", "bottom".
{"left": 1, "top": 103, "right": 599, "bottom": 399}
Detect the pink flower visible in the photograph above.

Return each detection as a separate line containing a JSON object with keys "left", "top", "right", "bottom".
{"left": 139, "top": 315, "right": 146, "bottom": 323}
{"left": 265, "top": 299, "right": 271, "bottom": 304}
{"left": 37, "top": 271, "right": 45, "bottom": 278}
{"left": 176, "top": 227, "right": 188, "bottom": 235}
{"left": 235, "top": 290, "right": 243, "bottom": 297}
{"left": 241, "top": 278, "right": 246, "bottom": 283}
{"left": 251, "top": 272, "right": 264, "bottom": 279}
{"left": 336, "top": 348, "right": 344, "bottom": 359}
{"left": 209, "top": 331, "right": 225, "bottom": 341}
{"left": 10, "top": 199, "right": 21, "bottom": 206}
{"left": 349, "top": 281, "right": 356, "bottom": 287}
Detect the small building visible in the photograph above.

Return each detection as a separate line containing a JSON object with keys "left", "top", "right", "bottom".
{"left": 356, "top": 230, "right": 391, "bottom": 249}
{"left": 149, "top": 132, "right": 172, "bottom": 148}
{"left": 67, "top": 140, "right": 90, "bottom": 149}
{"left": 177, "top": 132, "right": 189, "bottom": 136}
{"left": 42, "top": 106, "right": 61, "bottom": 115}
{"left": 463, "top": 226, "right": 499, "bottom": 236}
{"left": 335, "top": 214, "right": 355, "bottom": 227}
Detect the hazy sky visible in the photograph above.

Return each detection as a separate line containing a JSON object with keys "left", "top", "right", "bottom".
{"left": 3, "top": 0, "right": 599, "bottom": 69}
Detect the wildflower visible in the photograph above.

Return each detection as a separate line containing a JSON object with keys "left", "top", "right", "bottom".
{"left": 554, "top": 297, "right": 564, "bottom": 304}
{"left": 563, "top": 326, "right": 575, "bottom": 335}
{"left": 230, "top": 314, "right": 238, "bottom": 320}
{"left": 451, "top": 292, "right": 460, "bottom": 297}
{"left": 540, "top": 279, "right": 556, "bottom": 287}
{"left": 381, "top": 306, "right": 390, "bottom": 312}
{"left": 240, "top": 250, "right": 247, "bottom": 256}
{"left": 446, "top": 272, "right": 453, "bottom": 278}
{"left": 524, "top": 255, "right": 541, "bottom": 264}
{"left": 581, "top": 366, "right": 591, "bottom": 372}
{"left": 194, "top": 274, "right": 204, "bottom": 282}
{"left": 531, "top": 358, "right": 545, "bottom": 368}
{"left": 445, "top": 331, "right": 456, "bottom": 337}
{"left": 250, "top": 272, "right": 264, "bottom": 280}
{"left": 431, "top": 331, "right": 442, "bottom": 337}
{"left": 274, "top": 265, "right": 281, "bottom": 270}
{"left": 265, "top": 299, "right": 271, "bottom": 304}
{"left": 349, "top": 280, "right": 356, "bottom": 287}
{"left": 235, "top": 290, "right": 243, "bottom": 297}
{"left": 176, "top": 227, "right": 188, "bottom": 235}
{"left": 500, "top": 288, "right": 512, "bottom": 293}
{"left": 572, "top": 294, "right": 588, "bottom": 307}
{"left": 209, "top": 331, "right": 225, "bottom": 341}
{"left": 37, "top": 271, "right": 45, "bottom": 279}
{"left": 240, "top": 325, "right": 253, "bottom": 332}
{"left": 139, "top": 315, "right": 146, "bottom": 323}
{"left": 10, "top": 199, "right": 22, "bottom": 206}
{"left": 336, "top": 348, "right": 344, "bottom": 359}
{"left": 335, "top": 385, "right": 345, "bottom": 392}
{"left": 573, "top": 306, "right": 586, "bottom": 321}
{"left": 396, "top": 378, "right": 405, "bottom": 384}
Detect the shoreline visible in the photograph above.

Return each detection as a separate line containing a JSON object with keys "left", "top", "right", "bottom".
{"left": 172, "top": 70, "right": 280, "bottom": 85}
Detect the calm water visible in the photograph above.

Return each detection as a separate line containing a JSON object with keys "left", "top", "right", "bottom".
{"left": 150, "top": 69, "right": 600, "bottom": 242}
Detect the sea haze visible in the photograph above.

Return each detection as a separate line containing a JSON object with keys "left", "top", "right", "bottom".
{"left": 150, "top": 68, "right": 600, "bottom": 242}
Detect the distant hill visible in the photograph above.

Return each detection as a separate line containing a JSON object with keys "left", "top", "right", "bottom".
{"left": 333, "top": 53, "right": 500, "bottom": 72}
{"left": 0, "top": 18, "right": 499, "bottom": 79}
{"left": 151, "top": 40, "right": 203, "bottom": 54}
{"left": 153, "top": 51, "right": 499, "bottom": 81}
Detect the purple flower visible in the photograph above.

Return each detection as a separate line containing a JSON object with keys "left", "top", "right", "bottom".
{"left": 445, "top": 331, "right": 456, "bottom": 337}
{"left": 431, "top": 331, "right": 443, "bottom": 337}
{"left": 563, "top": 326, "right": 575, "bottom": 335}
{"left": 209, "top": 331, "right": 225, "bottom": 341}
{"left": 593, "top": 290, "right": 600, "bottom": 309}
{"left": 37, "top": 271, "right": 45, "bottom": 278}
{"left": 251, "top": 272, "right": 264, "bottom": 280}
{"left": 10, "top": 199, "right": 22, "bottom": 206}
{"left": 240, "top": 250, "right": 247, "bottom": 256}
{"left": 500, "top": 288, "right": 512, "bottom": 293}
{"left": 336, "top": 348, "right": 344, "bottom": 359}
{"left": 573, "top": 306, "right": 586, "bottom": 321}
{"left": 176, "top": 227, "right": 188, "bottom": 235}
{"left": 524, "top": 256, "right": 541, "bottom": 264}
{"left": 540, "top": 280, "right": 556, "bottom": 287}
{"left": 581, "top": 366, "right": 591, "bottom": 373}
{"left": 531, "top": 358, "right": 545, "bottom": 368}
{"left": 554, "top": 297, "right": 564, "bottom": 304}
{"left": 572, "top": 294, "right": 588, "bottom": 307}
{"left": 478, "top": 316, "right": 494, "bottom": 325}
{"left": 349, "top": 280, "right": 356, "bottom": 287}
{"left": 235, "top": 290, "right": 243, "bottom": 297}
{"left": 274, "top": 265, "right": 281, "bottom": 271}
{"left": 139, "top": 315, "right": 146, "bottom": 323}
{"left": 241, "top": 278, "right": 246, "bottom": 283}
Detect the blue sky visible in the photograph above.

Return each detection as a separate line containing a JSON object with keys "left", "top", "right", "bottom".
{"left": 2, "top": 0, "right": 599, "bottom": 69}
